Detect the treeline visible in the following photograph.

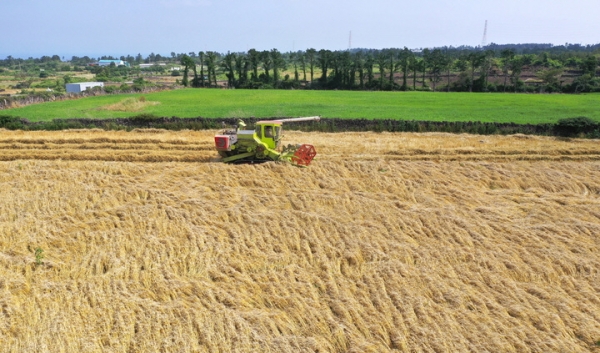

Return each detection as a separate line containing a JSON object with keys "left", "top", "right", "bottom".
{"left": 171, "top": 45, "right": 600, "bottom": 93}
{"left": 1, "top": 115, "right": 598, "bottom": 139}
{"left": 2, "top": 43, "right": 599, "bottom": 93}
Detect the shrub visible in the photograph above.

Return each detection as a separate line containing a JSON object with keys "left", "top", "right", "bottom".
{"left": 0, "top": 115, "right": 26, "bottom": 130}
{"left": 554, "top": 117, "right": 598, "bottom": 137}
{"left": 129, "top": 113, "right": 160, "bottom": 123}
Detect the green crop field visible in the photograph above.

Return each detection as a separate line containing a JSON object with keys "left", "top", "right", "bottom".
{"left": 3, "top": 89, "right": 600, "bottom": 124}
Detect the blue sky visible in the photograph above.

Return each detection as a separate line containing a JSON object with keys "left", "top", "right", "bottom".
{"left": 2, "top": 0, "right": 599, "bottom": 59}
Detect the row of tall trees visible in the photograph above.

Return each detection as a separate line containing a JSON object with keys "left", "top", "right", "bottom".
{"left": 2, "top": 43, "right": 599, "bottom": 93}
{"left": 173, "top": 47, "right": 599, "bottom": 93}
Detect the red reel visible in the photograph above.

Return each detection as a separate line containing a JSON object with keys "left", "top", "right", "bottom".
{"left": 291, "top": 144, "right": 317, "bottom": 166}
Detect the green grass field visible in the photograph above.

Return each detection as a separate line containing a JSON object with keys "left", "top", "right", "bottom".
{"left": 4, "top": 89, "right": 600, "bottom": 124}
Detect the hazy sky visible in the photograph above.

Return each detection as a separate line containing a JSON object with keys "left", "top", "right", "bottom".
{"left": 3, "top": 0, "right": 599, "bottom": 59}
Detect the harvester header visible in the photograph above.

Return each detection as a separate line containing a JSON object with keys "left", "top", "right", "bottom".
{"left": 214, "top": 116, "right": 320, "bottom": 166}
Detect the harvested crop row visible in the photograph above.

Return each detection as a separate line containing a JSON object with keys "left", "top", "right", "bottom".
{"left": 1, "top": 129, "right": 600, "bottom": 162}
{"left": 0, "top": 142, "right": 212, "bottom": 151}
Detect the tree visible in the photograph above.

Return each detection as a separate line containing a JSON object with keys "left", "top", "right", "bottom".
{"left": 298, "top": 52, "right": 307, "bottom": 82}
{"left": 398, "top": 47, "right": 413, "bottom": 90}
{"left": 289, "top": 52, "right": 300, "bottom": 82}
{"left": 198, "top": 51, "right": 206, "bottom": 87}
{"left": 375, "top": 50, "right": 387, "bottom": 90}
{"left": 342, "top": 51, "right": 354, "bottom": 87}
{"left": 508, "top": 57, "right": 524, "bottom": 92}
{"left": 247, "top": 49, "right": 261, "bottom": 81}
{"left": 234, "top": 53, "right": 249, "bottom": 87}
{"left": 580, "top": 55, "right": 598, "bottom": 77}
{"left": 180, "top": 54, "right": 195, "bottom": 87}
{"left": 365, "top": 53, "right": 375, "bottom": 87}
{"left": 271, "top": 49, "right": 286, "bottom": 87}
{"left": 425, "top": 49, "right": 449, "bottom": 92}
{"left": 258, "top": 50, "right": 272, "bottom": 83}
{"left": 387, "top": 49, "right": 400, "bottom": 89}
{"left": 205, "top": 51, "right": 218, "bottom": 87}
{"left": 417, "top": 55, "right": 428, "bottom": 89}
{"left": 572, "top": 74, "right": 596, "bottom": 93}
{"left": 354, "top": 51, "right": 365, "bottom": 89}
{"left": 221, "top": 52, "right": 236, "bottom": 88}
{"left": 536, "top": 68, "right": 563, "bottom": 92}
{"left": 190, "top": 60, "right": 200, "bottom": 88}
{"left": 444, "top": 51, "right": 454, "bottom": 92}
{"left": 409, "top": 55, "right": 419, "bottom": 90}
{"left": 500, "top": 49, "right": 515, "bottom": 92}
{"left": 305, "top": 48, "right": 317, "bottom": 83}
{"left": 317, "top": 49, "right": 332, "bottom": 84}
{"left": 329, "top": 51, "right": 352, "bottom": 89}
{"left": 466, "top": 51, "right": 485, "bottom": 92}
{"left": 480, "top": 50, "right": 496, "bottom": 91}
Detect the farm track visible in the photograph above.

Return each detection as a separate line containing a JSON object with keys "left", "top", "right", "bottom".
{"left": 1, "top": 129, "right": 600, "bottom": 162}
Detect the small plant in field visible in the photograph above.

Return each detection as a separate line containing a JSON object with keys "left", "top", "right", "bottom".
{"left": 595, "top": 340, "right": 600, "bottom": 347}
{"left": 34, "top": 247, "right": 44, "bottom": 266}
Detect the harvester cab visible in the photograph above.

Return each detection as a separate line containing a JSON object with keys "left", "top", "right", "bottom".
{"left": 256, "top": 121, "right": 282, "bottom": 150}
{"left": 215, "top": 116, "right": 320, "bottom": 166}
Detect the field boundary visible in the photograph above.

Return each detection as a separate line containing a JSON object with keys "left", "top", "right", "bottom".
{"left": 1, "top": 115, "right": 599, "bottom": 138}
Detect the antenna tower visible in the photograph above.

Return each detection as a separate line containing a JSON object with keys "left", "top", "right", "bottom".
{"left": 481, "top": 20, "right": 488, "bottom": 47}
{"left": 348, "top": 31, "right": 352, "bottom": 50}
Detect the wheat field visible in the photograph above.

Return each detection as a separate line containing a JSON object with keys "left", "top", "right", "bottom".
{"left": 0, "top": 129, "right": 599, "bottom": 352}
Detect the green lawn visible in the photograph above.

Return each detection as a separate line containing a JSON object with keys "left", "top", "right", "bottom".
{"left": 4, "top": 89, "right": 600, "bottom": 124}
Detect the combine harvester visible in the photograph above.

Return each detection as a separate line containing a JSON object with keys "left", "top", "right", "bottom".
{"left": 214, "top": 116, "right": 320, "bottom": 166}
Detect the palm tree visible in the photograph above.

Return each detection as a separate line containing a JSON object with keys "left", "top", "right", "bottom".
{"left": 180, "top": 54, "right": 195, "bottom": 87}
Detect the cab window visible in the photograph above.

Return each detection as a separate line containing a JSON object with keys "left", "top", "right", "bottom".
{"left": 264, "top": 126, "right": 274, "bottom": 138}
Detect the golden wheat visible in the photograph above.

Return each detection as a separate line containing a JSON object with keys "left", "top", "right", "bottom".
{"left": 0, "top": 129, "right": 599, "bottom": 352}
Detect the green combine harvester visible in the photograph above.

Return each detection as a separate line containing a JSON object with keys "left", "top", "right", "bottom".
{"left": 214, "top": 116, "right": 320, "bottom": 166}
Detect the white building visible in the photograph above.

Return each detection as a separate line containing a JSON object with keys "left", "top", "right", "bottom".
{"left": 140, "top": 63, "right": 167, "bottom": 68}
{"left": 66, "top": 82, "right": 104, "bottom": 93}
{"left": 98, "top": 60, "right": 129, "bottom": 67}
